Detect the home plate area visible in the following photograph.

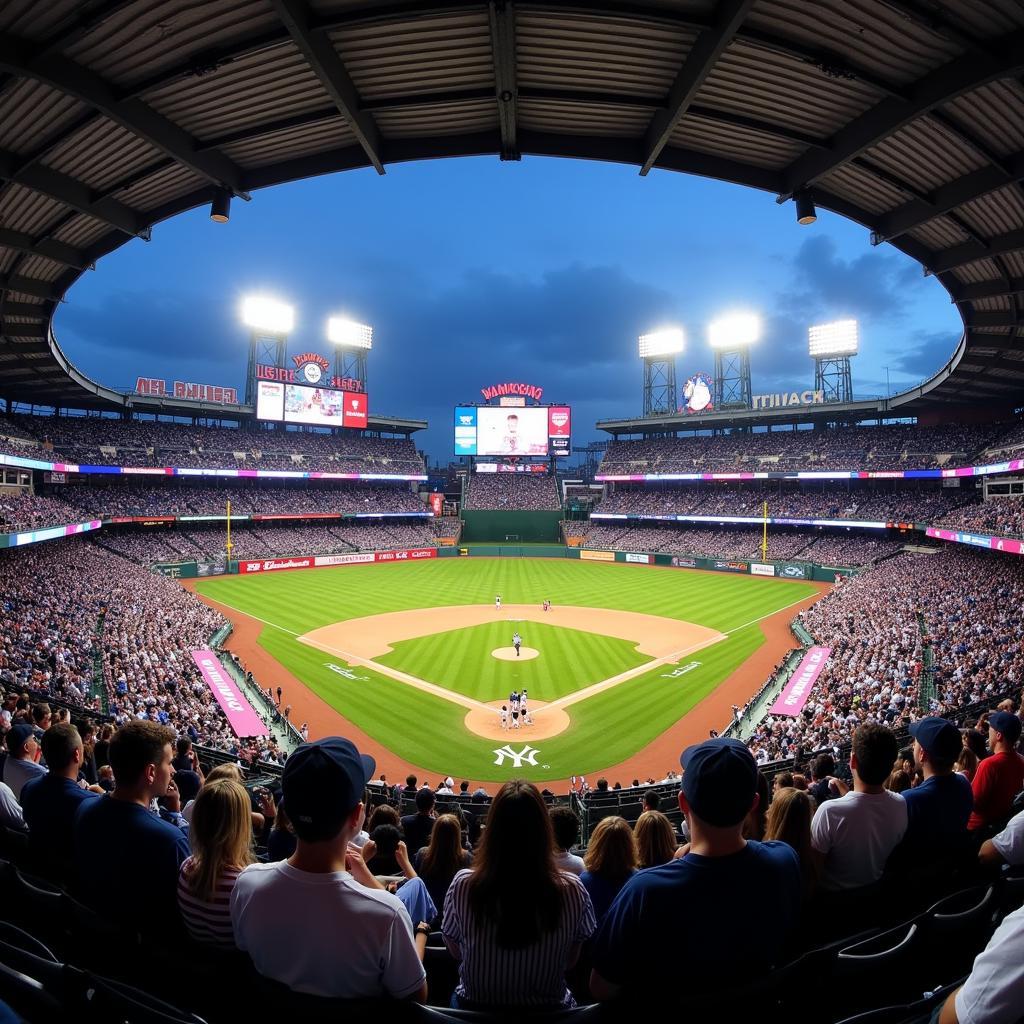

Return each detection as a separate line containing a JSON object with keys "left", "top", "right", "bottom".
{"left": 491, "top": 646, "right": 540, "bottom": 661}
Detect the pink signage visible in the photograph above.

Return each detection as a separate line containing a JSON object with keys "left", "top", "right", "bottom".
{"left": 191, "top": 649, "right": 268, "bottom": 737}
{"left": 769, "top": 646, "right": 832, "bottom": 717}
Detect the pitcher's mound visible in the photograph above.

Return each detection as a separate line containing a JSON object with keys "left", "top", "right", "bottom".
{"left": 491, "top": 646, "right": 539, "bottom": 661}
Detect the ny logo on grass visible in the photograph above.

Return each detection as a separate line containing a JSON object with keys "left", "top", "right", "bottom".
{"left": 493, "top": 744, "right": 541, "bottom": 768}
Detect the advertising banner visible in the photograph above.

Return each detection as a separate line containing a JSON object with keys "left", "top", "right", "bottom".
{"left": 581, "top": 550, "right": 616, "bottom": 562}
{"left": 191, "top": 650, "right": 268, "bottom": 738}
{"left": 769, "top": 647, "right": 832, "bottom": 717}
{"left": 751, "top": 563, "right": 776, "bottom": 576}
{"left": 314, "top": 552, "right": 375, "bottom": 567}
{"left": 2, "top": 519, "right": 102, "bottom": 550}
{"left": 925, "top": 527, "right": 1024, "bottom": 556}
{"left": 625, "top": 552, "right": 651, "bottom": 564}
{"left": 374, "top": 548, "right": 436, "bottom": 562}
{"left": 428, "top": 493, "right": 444, "bottom": 515}
{"left": 342, "top": 391, "right": 368, "bottom": 428}
{"left": 671, "top": 556, "right": 697, "bottom": 568}
{"left": 454, "top": 406, "right": 478, "bottom": 456}
{"left": 778, "top": 564, "right": 808, "bottom": 579}
{"left": 239, "top": 557, "right": 313, "bottom": 574}
{"left": 714, "top": 560, "right": 748, "bottom": 572}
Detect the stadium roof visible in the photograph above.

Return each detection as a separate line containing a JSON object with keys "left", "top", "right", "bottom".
{"left": 0, "top": 0, "right": 1023, "bottom": 420}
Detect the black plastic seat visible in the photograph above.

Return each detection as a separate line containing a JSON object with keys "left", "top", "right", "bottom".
{"left": 86, "top": 973, "right": 212, "bottom": 1024}
{"left": 0, "top": 958, "right": 65, "bottom": 1022}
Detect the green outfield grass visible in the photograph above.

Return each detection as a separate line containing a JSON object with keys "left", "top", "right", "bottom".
{"left": 194, "top": 559, "right": 816, "bottom": 781}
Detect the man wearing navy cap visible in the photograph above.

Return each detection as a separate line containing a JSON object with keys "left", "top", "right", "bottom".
{"left": 968, "top": 711, "right": 1024, "bottom": 832}
{"left": 2, "top": 724, "right": 46, "bottom": 801}
{"left": 891, "top": 717, "right": 973, "bottom": 867}
{"left": 589, "top": 738, "right": 801, "bottom": 1001}
{"left": 230, "top": 737, "right": 429, "bottom": 1001}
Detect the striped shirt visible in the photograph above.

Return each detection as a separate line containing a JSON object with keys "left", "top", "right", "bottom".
{"left": 177, "top": 858, "right": 243, "bottom": 949}
{"left": 442, "top": 868, "right": 596, "bottom": 1008}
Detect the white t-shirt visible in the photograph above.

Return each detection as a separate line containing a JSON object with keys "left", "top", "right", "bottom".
{"left": 0, "top": 781, "right": 24, "bottom": 830}
{"left": 555, "top": 850, "right": 585, "bottom": 876}
{"left": 955, "top": 904, "right": 1024, "bottom": 1024}
{"left": 991, "top": 810, "right": 1024, "bottom": 867}
{"left": 811, "top": 789, "right": 907, "bottom": 890}
{"left": 230, "top": 861, "right": 425, "bottom": 999}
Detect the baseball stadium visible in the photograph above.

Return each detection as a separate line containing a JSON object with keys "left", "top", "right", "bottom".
{"left": 1, "top": 3, "right": 1023, "bottom": 1022}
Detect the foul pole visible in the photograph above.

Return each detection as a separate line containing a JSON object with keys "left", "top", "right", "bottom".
{"left": 761, "top": 500, "right": 768, "bottom": 562}
{"left": 226, "top": 500, "right": 233, "bottom": 561}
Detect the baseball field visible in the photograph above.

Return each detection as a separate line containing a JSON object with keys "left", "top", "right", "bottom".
{"left": 192, "top": 558, "right": 824, "bottom": 784}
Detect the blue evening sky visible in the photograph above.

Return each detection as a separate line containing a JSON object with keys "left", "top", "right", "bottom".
{"left": 54, "top": 156, "right": 962, "bottom": 462}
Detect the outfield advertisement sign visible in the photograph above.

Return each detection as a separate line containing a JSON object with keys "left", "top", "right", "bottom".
{"left": 751, "top": 563, "right": 776, "bottom": 576}
{"left": 778, "top": 564, "right": 808, "bottom": 578}
{"left": 0, "top": 519, "right": 102, "bottom": 550}
{"left": 580, "top": 550, "right": 616, "bottom": 562}
{"left": 671, "top": 557, "right": 697, "bottom": 568}
{"left": 624, "top": 553, "right": 651, "bottom": 564}
{"left": 925, "top": 527, "right": 1024, "bottom": 555}
{"left": 769, "top": 647, "right": 832, "bottom": 717}
{"left": 238, "top": 548, "right": 437, "bottom": 573}
{"left": 191, "top": 649, "right": 268, "bottom": 737}
{"left": 714, "top": 560, "right": 748, "bottom": 572}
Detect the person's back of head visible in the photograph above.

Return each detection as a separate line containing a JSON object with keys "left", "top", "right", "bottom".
{"left": 40, "top": 723, "right": 82, "bottom": 777}
{"left": 405, "top": 774, "right": 417, "bottom": 788}
{"left": 368, "top": 803, "right": 400, "bottom": 832}
{"left": 549, "top": 805, "right": 580, "bottom": 853}
{"left": 584, "top": 816, "right": 637, "bottom": 882}
{"left": 420, "top": 813, "right": 463, "bottom": 878}
{"left": 596, "top": 778, "right": 608, "bottom": 792}
{"left": 634, "top": 810, "right": 677, "bottom": 868}
{"left": 774, "top": 771, "right": 794, "bottom": 791}
{"left": 31, "top": 703, "right": 50, "bottom": 729}
{"left": 764, "top": 788, "right": 816, "bottom": 873}
{"left": 176, "top": 737, "right": 192, "bottom": 759}
{"left": 812, "top": 754, "right": 835, "bottom": 781}
{"left": 415, "top": 787, "right": 435, "bottom": 814}
{"left": 469, "top": 780, "right": 564, "bottom": 948}
{"left": 187, "top": 779, "right": 255, "bottom": 901}
{"left": 851, "top": 722, "right": 899, "bottom": 788}
{"left": 109, "top": 720, "right": 176, "bottom": 794}
{"left": 679, "top": 738, "right": 760, "bottom": 850}
{"left": 206, "top": 763, "right": 245, "bottom": 785}
{"left": 460, "top": 781, "right": 470, "bottom": 794}
{"left": 642, "top": 790, "right": 659, "bottom": 812}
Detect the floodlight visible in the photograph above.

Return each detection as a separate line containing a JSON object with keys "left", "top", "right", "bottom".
{"left": 809, "top": 319, "right": 858, "bottom": 357}
{"left": 210, "top": 188, "right": 231, "bottom": 223}
{"left": 327, "top": 317, "right": 373, "bottom": 349}
{"left": 795, "top": 191, "right": 816, "bottom": 225}
{"left": 638, "top": 327, "right": 684, "bottom": 358}
{"left": 708, "top": 313, "right": 761, "bottom": 349}
{"left": 241, "top": 296, "right": 294, "bottom": 334}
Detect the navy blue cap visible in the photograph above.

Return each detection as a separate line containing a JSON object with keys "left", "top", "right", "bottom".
{"left": 680, "top": 738, "right": 758, "bottom": 828}
{"left": 282, "top": 737, "right": 375, "bottom": 839}
{"left": 5, "top": 724, "right": 33, "bottom": 753}
{"left": 909, "top": 717, "right": 962, "bottom": 762}
{"left": 989, "top": 711, "right": 1022, "bottom": 745}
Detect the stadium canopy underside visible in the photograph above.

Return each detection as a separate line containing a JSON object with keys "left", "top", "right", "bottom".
{"left": 0, "top": 0, "right": 1023, "bottom": 423}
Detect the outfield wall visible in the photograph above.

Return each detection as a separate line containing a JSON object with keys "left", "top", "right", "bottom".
{"left": 459, "top": 509, "right": 562, "bottom": 543}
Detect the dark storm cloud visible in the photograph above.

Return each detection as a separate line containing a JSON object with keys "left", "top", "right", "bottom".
{"left": 888, "top": 329, "right": 957, "bottom": 380}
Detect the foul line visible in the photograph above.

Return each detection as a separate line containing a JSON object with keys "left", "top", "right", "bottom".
{"left": 200, "top": 588, "right": 819, "bottom": 721}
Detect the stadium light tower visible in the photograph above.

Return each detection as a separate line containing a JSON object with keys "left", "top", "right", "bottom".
{"left": 241, "top": 296, "right": 294, "bottom": 406}
{"left": 809, "top": 319, "right": 858, "bottom": 404}
{"left": 708, "top": 313, "right": 760, "bottom": 410}
{"left": 638, "top": 328, "right": 684, "bottom": 416}
{"left": 327, "top": 317, "right": 373, "bottom": 390}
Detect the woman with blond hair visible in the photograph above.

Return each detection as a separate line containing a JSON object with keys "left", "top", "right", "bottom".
{"left": 414, "top": 813, "right": 472, "bottom": 927}
{"left": 764, "top": 787, "right": 819, "bottom": 901}
{"left": 177, "top": 779, "right": 256, "bottom": 947}
{"left": 580, "top": 816, "right": 637, "bottom": 924}
{"left": 634, "top": 810, "right": 677, "bottom": 869}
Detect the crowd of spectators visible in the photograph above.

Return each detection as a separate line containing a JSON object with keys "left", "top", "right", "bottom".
{"left": 0, "top": 491, "right": 85, "bottom": 531}
{"left": 465, "top": 473, "right": 561, "bottom": 511}
{"left": 746, "top": 548, "right": 1024, "bottom": 765}
{"left": 0, "top": 413, "right": 426, "bottom": 474}
{"left": 936, "top": 494, "right": 1024, "bottom": 540}
{"left": 598, "top": 421, "right": 1017, "bottom": 475}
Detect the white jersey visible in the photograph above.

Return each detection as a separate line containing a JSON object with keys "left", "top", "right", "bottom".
{"left": 495, "top": 596, "right": 501, "bottom": 609}
{"left": 513, "top": 633, "right": 521, "bottom": 647}
{"left": 500, "top": 708, "right": 508, "bottom": 728}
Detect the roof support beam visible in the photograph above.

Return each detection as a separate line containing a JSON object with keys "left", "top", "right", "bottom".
{"left": 0, "top": 35, "right": 248, "bottom": 196}
{"left": 0, "top": 275, "right": 61, "bottom": 301}
{"left": 268, "top": 0, "right": 386, "bottom": 174}
{"left": 0, "top": 151, "right": 143, "bottom": 236}
{"left": 777, "top": 33, "right": 1024, "bottom": 199}
{"left": 967, "top": 311, "right": 1022, "bottom": 329}
{"left": 0, "top": 323, "right": 45, "bottom": 337}
{"left": 950, "top": 278, "right": 1024, "bottom": 303}
{"left": 488, "top": 1, "right": 519, "bottom": 161}
{"left": 871, "top": 150, "right": 1024, "bottom": 243}
{"left": 930, "top": 229, "right": 1024, "bottom": 274}
{"left": 0, "top": 228, "right": 88, "bottom": 270}
{"left": 640, "top": 0, "right": 755, "bottom": 175}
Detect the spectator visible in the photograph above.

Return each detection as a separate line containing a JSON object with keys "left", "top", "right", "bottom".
{"left": 442, "top": 780, "right": 596, "bottom": 1010}
{"left": 811, "top": 723, "right": 907, "bottom": 890}
{"left": 401, "top": 788, "right": 437, "bottom": 854}
{"left": 956, "top": 748, "right": 980, "bottom": 782}
{"left": 73, "top": 721, "right": 190, "bottom": 932}
{"left": 93, "top": 724, "right": 113, "bottom": 769}
{"left": 892, "top": 717, "right": 973, "bottom": 867}
{"left": 0, "top": 781, "right": 24, "bottom": 831}
{"left": 178, "top": 779, "right": 256, "bottom": 949}
{"left": 634, "top": 810, "right": 677, "bottom": 869}
{"left": 979, "top": 809, "right": 1024, "bottom": 869}
{"left": 642, "top": 789, "right": 659, "bottom": 812}
{"left": 267, "top": 800, "right": 296, "bottom": 863}
{"left": 550, "top": 806, "right": 584, "bottom": 875}
{"left": 764, "top": 787, "right": 819, "bottom": 901}
{"left": 808, "top": 754, "right": 837, "bottom": 806}
{"left": 20, "top": 723, "right": 101, "bottom": 877}
{"left": 413, "top": 813, "right": 472, "bottom": 927}
{"left": 590, "top": 739, "right": 801, "bottom": 1000}
{"left": 3, "top": 724, "right": 46, "bottom": 800}
{"left": 743, "top": 771, "right": 770, "bottom": 841}
{"left": 230, "top": 737, "right": 428, "bottom": 1000}
{"left": 968, "top": 711, "right": 1024, "bottom": 832}
{"left": 580, "top": 817, "right": 638, "bottom": 924}
{"left": 30, "top": 703, "right": 51, "bottom": 739}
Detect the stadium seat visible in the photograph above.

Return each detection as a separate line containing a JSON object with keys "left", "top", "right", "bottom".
{"left": 920, "top": 883, "right": 997, "bottom": 977}
{"left": 0, "top": 923, "right": 89, "bottom": 1015}
{"left": 8, "top": 868, "right": 66, "bottom": 952}
{"left": 0, "top": 827, "right": 28, "bottom": 866}
{"left": 85, "top": 973, "right": 212, "bottom": 1024}
{"left": 996, "top": 868, "right": 1024, "bottom": 920}
{"left": 0, "top": 959, "right": 65, "bottom": 1022}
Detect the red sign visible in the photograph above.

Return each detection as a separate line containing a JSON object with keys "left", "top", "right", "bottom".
{"left": 238, "top": 557, "right": 313, "bottom": 574}
{"left": 291, "top": 352, "right": 330, "bottom": 372}
{"left": 237, "top": 548, "right": 436, "bottom": 574}
{"left": 255, "top": 363, "right": 364, "bottom": 392}
{"left": 135, "top": 378, "right": 239, "bottom": 404}
{"left": 374, "top": 548, "right": 436, "bottom": 562}
{"left": 480, "top": 382, "right": 544, "bottom": 402}
{"left": 548, "top": 406, "right": 571, "bottom": 437}
{"left": 342, "top": 392, "right": 368, "bottom": 428}
{"left": 428, "top": 493, "right": 444, "bottom": 515}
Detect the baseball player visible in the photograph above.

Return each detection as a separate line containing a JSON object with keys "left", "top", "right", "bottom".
{"left": 495, "top": 594, "right": 502, "bottom": 610}
{"left": 512, "top": 631, "right": 522, "bottom": 657}
{"left": 500, "top": 705, "right": 509, "bottom": 730}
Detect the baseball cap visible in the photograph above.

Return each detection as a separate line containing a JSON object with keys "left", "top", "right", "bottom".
{"left": 680, "top": 738, "right": 758, "bottom": 828}
{"left": 989, "top": 711, "right": 1023, "bottom": 744}
{"left": 909, "top": 717, "right": 963, "bottom": 762}
{"left": 282, "top": 737, "right": 375, "bottom": 840}
{"left": 6, "top": 724, "right": 34, "bottom": 753}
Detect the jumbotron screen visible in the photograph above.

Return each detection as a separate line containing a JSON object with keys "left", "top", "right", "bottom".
{"left": 257, "top": 380, "right": 368, "bottom": 428}
{"left": 454, "top": 405, "right": 571, "bottom": 457}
